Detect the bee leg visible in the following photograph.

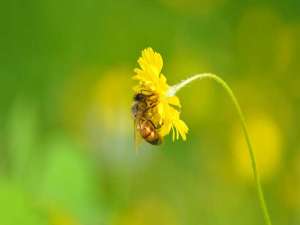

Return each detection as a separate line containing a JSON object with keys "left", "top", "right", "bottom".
{"left": 147, "top": 119, "right": 163, "bottom": 131}
{"left": 144, "top": 101, "right": 159, "bottom": 112}
{"left": 138, "top": 118, "right": 148, "bottom": 130}
{"left": 155, "top": 122, "right": 164, "bottom": 129}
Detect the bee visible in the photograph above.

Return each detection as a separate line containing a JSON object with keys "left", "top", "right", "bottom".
{"left": 131, "top": 92, "right": 162, "bottom": 146}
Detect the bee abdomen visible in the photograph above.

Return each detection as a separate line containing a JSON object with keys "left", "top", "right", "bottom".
{"left": 146, "top": 132, "right": 161, "bottom": 145}
{"left": 138, "top": 120, "right": 162, "bottom": 145}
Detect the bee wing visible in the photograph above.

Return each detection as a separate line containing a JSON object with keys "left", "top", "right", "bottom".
{"left": 134, "top": 119, "right": 142, "bottom": 153}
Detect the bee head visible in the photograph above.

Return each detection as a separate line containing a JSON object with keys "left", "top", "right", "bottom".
{"left": 134, "top": 93, "right": 146, "bottom": 101}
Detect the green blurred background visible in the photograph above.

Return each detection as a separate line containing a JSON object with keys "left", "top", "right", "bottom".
{"left": 0, "top": 0, "right": 300, "bottom": 224}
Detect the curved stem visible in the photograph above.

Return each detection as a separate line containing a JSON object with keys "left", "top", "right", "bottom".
{"left": 169, "top": 73, "right": 272, "bottom": 225}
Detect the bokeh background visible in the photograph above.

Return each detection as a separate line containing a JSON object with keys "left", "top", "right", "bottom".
{"left": 1, "top": 0, "right": 300, "bottom": 224}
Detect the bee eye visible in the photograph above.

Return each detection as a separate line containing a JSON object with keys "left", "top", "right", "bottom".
{"left": 134, "top": 93, "right": 144, "bottom": 101}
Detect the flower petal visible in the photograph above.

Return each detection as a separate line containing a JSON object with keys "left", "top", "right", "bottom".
{"left": 138, "top": 48, "right": 163, "bottom": 78}
{"left": 174, "top": 119, "right": 189, "bottom": 141}
{"left": 167, "top": 96, "right": 181, "bottom": 107}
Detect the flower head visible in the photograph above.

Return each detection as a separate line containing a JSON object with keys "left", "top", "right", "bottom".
{"left": 132, "top": 48, "right": 188, "bottom": 141}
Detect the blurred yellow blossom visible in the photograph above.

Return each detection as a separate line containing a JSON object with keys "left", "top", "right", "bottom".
{"left": 133, "top": 48, "right": 188, "bottom": 141}
{"left": 232, "top": 113, "right": 282, "bottom": 182}
{"left": 48, "top": 207, "right": 80, "bottom": 225}
{"left": 112, "top": 198, "right": 179, "bottom": 225}
{"left": 94, "top": 68, "right": 132, "bottom": 133}
{"left": 281, "top": 152, "right": 300, "bottom": 209}
{"left": 90, "top": 68, "right": 133, "bottom": 153}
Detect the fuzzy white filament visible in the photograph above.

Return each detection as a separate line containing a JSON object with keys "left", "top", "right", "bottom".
{"left": 167, "top": 73, "right": 215, "bottom": 97}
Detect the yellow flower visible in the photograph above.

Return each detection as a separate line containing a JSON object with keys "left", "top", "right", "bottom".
{"left": 132, "top": 47, "right": 188, "bottom": 141}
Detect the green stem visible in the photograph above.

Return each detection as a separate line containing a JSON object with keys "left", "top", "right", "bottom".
{"left": 169, "top": 73, "right": 272, "bottom": 225}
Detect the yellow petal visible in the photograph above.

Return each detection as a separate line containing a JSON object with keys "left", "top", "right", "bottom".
{"left": 167, "top": 96, "right": 181, "bottom": 107}
{"left": 175, "top": 119, "right": 189, "bottom": 141}
{"left": 159, "top": 121, "right": 172, "bottom": 137}
{"left": 138, "top": 48, "right": 163, "bottom": 78}
{"left": 172, "top": 126, "right": 175, "bottom": 141}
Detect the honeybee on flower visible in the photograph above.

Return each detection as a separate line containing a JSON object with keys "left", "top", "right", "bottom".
{"left": 131, "top": 48, "right": 189, "bottom": 145}
{"left": 131, "top": 47, "right": 273, "bottom": 225}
